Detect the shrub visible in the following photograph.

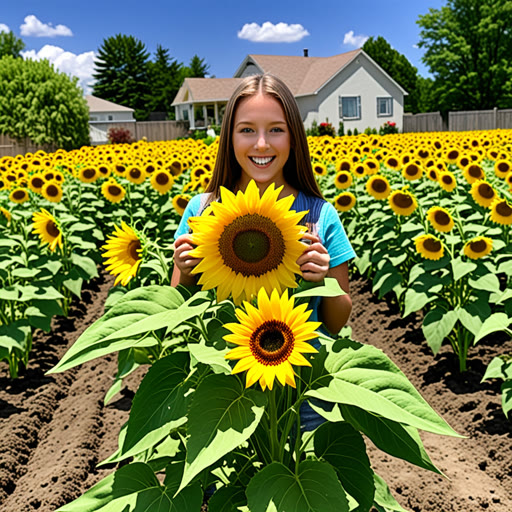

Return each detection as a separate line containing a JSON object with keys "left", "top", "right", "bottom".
{"left": 347, "top": 129, "right": 353, "bottom": 136}
{"left": 353, "top": 127, "right": 359, "bottom": 135}
{"left": 379, "top": 121, "right": 399, "bottom": 135}
{"left": 338, "top": 121, "right": 344, "bottom": 136}
{"left": 107, "top": 127, "right": 134, "bottom": 144}
{"left": 306, "top": 120, "right": 320, "bottom": 137}
{"left": 318, "top": 121, "right": 336, "bottom": 137}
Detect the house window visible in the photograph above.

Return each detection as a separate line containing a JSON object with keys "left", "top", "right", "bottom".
{"left": 339, "top": 96, "right": 361, "bottom": 120}
{"left": 182, "top": 108, "right": 189, "bottom": 121}
{"left": 377, "top": 97, "right": 393, "bottom": 117}
{"left": 108, "top": 115, "right": 114, "bottom": 121}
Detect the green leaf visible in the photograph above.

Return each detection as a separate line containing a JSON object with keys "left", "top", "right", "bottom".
{"left": 71, "top": 253, "right": 99, "bottom": 279}
{"left": 482, "top": 356, "right": 512, "bottom": 382}
{"left": 112, "top": 353, "right": 191, "bottom": 462}
{"left": 340, "top": 404, "right": 442, "bottom": 475}
{"left": 208, "top": 486, "right": 247, "bottom": 512}
{"left": 451, "top": 257, "right": 476, "bottom": 282}
{"left": 314, "top": 421, "right": 374, "bottom": 511}
{"left": 54, "top": 461, "right": 202, "bottom": 512}
{"left": 17, "top": 283, "right": 64, "bottom": 302}
{"left": 49, "top": 286, "right": 183, "bottom": 373}
{"left": 104, "top": 349, "right": 140, "bottom": 405}
{"left": 62, "top": 267, "right": 83, "bottom": 298}
{"left": 293, "top": 277, "right": 344, "bottom": 298}
{"left": 402, "top": 285, "right": 438, "bottom": 318}
{"left": 474, "top": 313, "right": 512, "bottom": 344}
{"left": 307, "top": 340, "right": 461, "bottom": 437}
{"left": 246, "top": 461, "right": 349, "bottom": 512}
{"left": 457, "top": 298, "right": 491, "bottom": 335}
{"left": 468, "top": 273, "right": 501, "bottom": 293}
{"left": 180, "top": 374, "right": 267, "bottom": 493}
{"left": 372, "top": 472, "right": 407, "bottom": 512}
{"left": 11, "top": 267, "right": 41, "bottom": 279}
{"left": 0, "top": 320, "right": 31, "bottom": 353}
{"left": 501, "top": 381, "right": 512, "bottom": 419}
{"left": 422, "top": 308, "right": 458, "bottom": 355}
{"left": 25, "top": 299, "right": 64, "bottom": 333}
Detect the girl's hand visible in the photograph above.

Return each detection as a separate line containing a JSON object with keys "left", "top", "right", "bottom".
{"left": 296, "top": 233, "right": 330, "bottom": 282}
{"left": 172, "top": 234, "right": 202, "bottom": 285}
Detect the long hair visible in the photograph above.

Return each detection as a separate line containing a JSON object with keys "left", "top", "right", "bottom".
{"left": 206, "top": 74, "right": 323, "bottom": 199}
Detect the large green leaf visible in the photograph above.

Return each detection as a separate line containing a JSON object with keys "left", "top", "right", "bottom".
{"left": 292, "top": 277, "right": 344, "bottom": 299}
{"left": 307, "top": 340, "right": 461, "bottom": 437}
{"left": 55, "top": 462, "right": 202, "bottom": 512}
{"left": 501, "top": 381, "right": 512, "bottom": 419}
{"left": 0, "top": 320, "right": 31, "bottom": 353}
{"left": 474, "top": 313, "right": 512, "bottom": 343}
{"left": 49, "top": 286, "right": 183, "bottom": 373}
{"left": 340, "top": 404, "right": 442, "bottom": 474}
{"left": 482, "top": 356, "right": 512, "bottom": 381}
{"left": 208, "top": 486, "right": 247, "bottom": 512}
{"left": 180, "top": 374, "right": 267, "bottom": 493}
{"left": 26, "top": 299, "right": 64, "bottom": 333}
{"left": 246, "top": 461, "right": 349, "bottom": 512}
{"left": 451, "top": 257, "right": 476, "bottom": 282}
{"left": 314, "top": 421, "right": 374, "bottom": 512}
{"left": 110, "top": 353, "right": 191, "bottom": 463}
{"left": 372, "top": 472, "right": 407, "bottom": 512}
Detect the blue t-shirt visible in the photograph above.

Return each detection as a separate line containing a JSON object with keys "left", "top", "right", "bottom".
{"left": 174, "top": 191, "right": 356, "bottom": 321}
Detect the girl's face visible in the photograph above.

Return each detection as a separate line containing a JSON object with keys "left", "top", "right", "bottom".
{"left": 232, "top": 93, "right": 291, "bottom": 192}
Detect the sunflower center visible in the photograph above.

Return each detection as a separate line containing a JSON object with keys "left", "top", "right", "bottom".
{"left": 371, "top": 178, "right": 387, "bottom": 193}
{"left": 46, "top": 185, "right": 58, "bottom": 197}
{"left": 424, "top": 238, "right": 442, "bottom": 253}
{"left": 478, "top": 183, "right": 494, "bottom": 198}
{"left": 470, "top": 240, "right": 486, "bottom": 253}
{"left": 338, "top": 173, "right": 349, "bottom": 183}
{"left": 218, "top": 214, "right": 285, "bottom": 277}
{"left": 498, "top": 162, "right": 510, "bottom": 173}
{"left": 146, "top": 165, "right": 155, "bottom": 174}
{"left": 13, "top": 190, "right": 26, "bottom": 200}
{"left": 46, "top": 221, "right": 60, "bottom": 238}
{"left": 177, "top": 196, "right": 189, "bottom": 209}
{"left": 156, "top": 172, "right": 169, "bottom": 185}
{"left": 428, "top": 170, "right": 438, "bottom": 179}
{"left": 392, "top": 192, "right": 413, "bottom": 209}
{"left": 387, "top": 158, "right": 398, "bottom": 167}
{"left": 434, "top": 210, "right": 451, "bottom": 225}
{"left": 250, "top": 320, "right": 294, "bottom": 366}
{"left": 32, "top": 177, "right": 44, "bottom": 188}
{"left": 337, "top": 194, "right": 352, "bottom": 207}
{"left": 98, "top": 166, "right": 109, "bottom": 175}
{"left": 339, "top": 162, "right": 350, "bottom": 171}
{"left": 130, "top": 168, "right": 141, "bottom": 179}
{"left": 468, "top": 165, "right": 483, "bottom": 178}
{"left": 108, "top": 185, "right": 121, "bottom": 196}
{"left": 442, "top": 175, "right": 453, "bottom": 185}
{"left": 129, "top": 240, "right": 141, "bottom": 261}
{"left": 169, "top": 161, "right": 182, "bottom": 175}
{"left": 447, "top": 150, "right": 459, "bottom": 160}
{"left": 496, "top": 201, "right": 512, "bottom": 217}
{"left": 83, "top": 168, "right": 95, "bottom": 179}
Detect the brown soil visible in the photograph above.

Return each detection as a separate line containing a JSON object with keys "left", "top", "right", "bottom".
{"left": 0, "top": 273, "right": 511, "bottom": 512}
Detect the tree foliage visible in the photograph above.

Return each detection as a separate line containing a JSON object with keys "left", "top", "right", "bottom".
{"left": 183, "top": 54, "right": 210, "bottom": 78}
{"left": 0, "top": 30, "right": 25, "bottom": 58}
{"left": 92, "top": 34, "right": 151, "bottom": 120}
{"left": 362, "top": 36, "right": 422, "bottom": 113}
{"left": 417, "top": 0, "right": 512, "bottom": 112}
{"left": 0, "top": 56, "right": 90, "bottom": 149}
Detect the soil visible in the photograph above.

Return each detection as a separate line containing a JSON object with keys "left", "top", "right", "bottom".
{"left": 0, "top": 272, "right": 511, "bottom": 512}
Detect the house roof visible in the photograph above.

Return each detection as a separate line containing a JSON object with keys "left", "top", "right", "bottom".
{"left": 85, "top": 95, "right": 134, "bottom": 113}
{"left": 172, "top": 78, "right": 243, "bottom": 106}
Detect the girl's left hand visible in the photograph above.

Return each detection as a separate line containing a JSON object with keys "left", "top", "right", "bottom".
{"left": 296, "top": 233, "right": 330, "bottom": 282}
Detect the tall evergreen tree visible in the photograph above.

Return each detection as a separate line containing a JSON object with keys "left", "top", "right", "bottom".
{"left": 146, "top": 45, "right": 183, "bottom": 118}
{"left": 418, "top": 0, "right": 512, "bottom": 112}
{"left": 0, "top": 30, "right": 25, "bottom": 58}
{"left": 362, "top": 36, "right": 422, "bottom": 113}
{"left": 182, "top": 54, "right": 210, "bottom": 78}
{"left": 92, "top": 34, "right": 151, "bottom": 120}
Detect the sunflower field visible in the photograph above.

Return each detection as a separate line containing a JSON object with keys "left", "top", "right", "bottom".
{"left": 1, "top": 129, "right": 512, "bottom": 511}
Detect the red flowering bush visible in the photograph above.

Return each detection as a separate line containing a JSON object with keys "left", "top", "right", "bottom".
{"left": 107, "top": 127, "right": 134, "bottom": 144}
{"left": 318, "top": 121, "right": 336, "bottom": 137}
{"left": 379, "top": 121, "right": 398, "bottom": 135}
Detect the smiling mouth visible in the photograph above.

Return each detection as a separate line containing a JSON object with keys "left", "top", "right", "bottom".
{"left": 250, "top": 156, "right": 275, "bottom": 166}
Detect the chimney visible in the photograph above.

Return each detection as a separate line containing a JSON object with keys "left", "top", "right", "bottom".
{"left": 303, "top": 48, "right": 308, "bottom": 57}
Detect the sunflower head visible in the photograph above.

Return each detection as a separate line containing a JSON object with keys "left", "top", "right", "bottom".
{"left": 426, "top": 206, "right": 454, "bottom": 232}
{"left": 101, "top": 179, "right": 126, "bottom": 203}
{"left": 438, "top": 171, "right": 457, "bottom": 192}
{"left": 463, "top": 236, "right": 492, "bottom": 260}
{"left": 388, "top": 188, "right": 417, "bottom": 216}
{"left": 312, "top": 162, "right": 327, "bottom": 176}
{"left": 42, "top": 182, "right": 63, "bottom": 203}
{"left": 224, "top": 287, "right": 320, "bottom": 390}
{"left": 78, "top": 166, "right": 99, "bottom": 183}
{"left": 9, "top": 187, "right": 29, "bottom": 204}
{"left": 470, "top": 180, "right": 496, "bottom": 208}
{"left": 334, "top": 191, "right": 356, "bottom": 212}
{"left": 150, "top": 169, "right": 174, "bottom": 195}
{"left": 32, "top": 209, "right": 63, "bottom": 251}
{"left": 415, "top": 234, "right": 444, "bottom": 261}
{"left": 172, "top": 193, "right": 191, "bottom": 216}
{"left": 366, "top": 175, "right": 391, "bottom": 200}
{"left": 188, "top": 180, "right": 307, "bottom": 304}
{"left": 334, "top": 170, "right": 353, "bottom": 189}
{"left": 494, "top": 159, "right": 511, "bottom": 179}
{"left": 102, "top": 222, "right": 144, "bottom": 286}
{"left": 402, "top": 162, "right": 423, "bottom": 181}
{"left": 489, "top": 197, "right": 512, "bottom": 225}
{"left": 463, "top": 164, "right": 485, "bottom": 184}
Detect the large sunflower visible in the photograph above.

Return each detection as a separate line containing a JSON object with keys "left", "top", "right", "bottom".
{"left": 470, "top": 180, "right": 496, "bottom": 208}
{"left": 334, "top": 170, "right": 353, "bottom": 190}
{"left": 101, "top": 179, "right": 126, "bottom": 203}
{"left": 438, "top": 171, "right": 457, "bottom": 192}
{"left": 402, "top": 162, "right": 423, "bottom": 181}
{"left": 463, "top": 164, "right": 485, "bottom": 184}
{"left": 32, "top": 209, "right": 62, "bottom": 251}
{"left": 9, "top": 188, "right": 29, "bottom": 204}
{"left": 415, "top": 234, "right": 444, "bottom": 260}
{"left": 388, "top": 188, "right": 417, "bottom": 216}
{"left": 494, "top": 159, "right": 511, "bottom": 179}
{"left": 463, "top": 236, "right": 492, "bottom": 260}
{"left": 426, "top": 206, "right": 454, "bottom": 232}
{"left": 366, "top": 175, "right": 391, "bottom": 200}
{"left": 41, "top": 182, "right": 63, "bottom": 203}
{"left": 224, "top": 287, "right": 320, "bottom": 390}
{"left": 489, "top": 198, "right": 512, "bottom": 225}
{"left": 102, "top": 222, "right": 143, "bottom": 286}
{"left": 334, "top": 191, "right": 356, "bottom": 212}
{"left": 150, "top": 169, "right": 174, "bottom": 195}
{"left": 188, "top": 180, "right": 307, "bottom": 304}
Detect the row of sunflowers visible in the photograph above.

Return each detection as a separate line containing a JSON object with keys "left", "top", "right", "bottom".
{"left": 1, "top": 130, "right": 511, "bottom": 393}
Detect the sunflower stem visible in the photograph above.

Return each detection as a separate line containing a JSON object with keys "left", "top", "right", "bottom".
{"left": 268, "top": 386, "right": 280, "bottom": 462}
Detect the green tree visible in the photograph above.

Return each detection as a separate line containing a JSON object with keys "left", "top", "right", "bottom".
{"left": 0, "top": 30, "right": 25, "bottom": 58}
{"left": 182, "top": 54, "right": 210, "bottom": 78}
{"left": 417, "top": 0, "right": 512, "bottom": 112}
{"left": 146, "top": 45, "right": 183, "bottom": 118}
{"left": 0, "top": 56, "right": 89, "bottom": 150}
{"left": 362, "top": 36, "right": 422, "bottom": 113}
{"left": 92, "top": 34, "right": 151, "bottom": 120}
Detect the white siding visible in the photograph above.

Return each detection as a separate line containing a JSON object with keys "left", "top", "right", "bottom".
{"left": 300, "top": 54, "right": 404, "bottom": 132}
{"left": 89, "top": 111, "right": 134, "bottom": 123}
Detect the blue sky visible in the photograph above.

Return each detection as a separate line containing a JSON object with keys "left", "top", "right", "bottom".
{"left": 1, "top": 1, "right": 445, "bottom": 95}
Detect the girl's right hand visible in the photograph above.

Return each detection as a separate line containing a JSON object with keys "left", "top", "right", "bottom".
{"left": 172, "top": 234, "right": 202, "bottom": 285}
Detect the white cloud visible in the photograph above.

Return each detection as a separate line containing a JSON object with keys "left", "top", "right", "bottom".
{"left": 343, "top": 30, "right": 368, "bottom": 48}
{"left": 22, "top": 45, "right": 96, "bottom": 94}
{"left": 20, "top": 15, "right": 73, "bottom": 37}
{"left": 238, "top": 22, "right": 309, "bottom": 43}
{"left": 0, "top": 23, "right": 10, "bottom": 33}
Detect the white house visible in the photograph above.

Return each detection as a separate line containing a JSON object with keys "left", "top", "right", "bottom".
{"left": 171, "top": 49, "right": 406, "bottom": 132}
{"left": 85, "top": 95, "right": 135, "bottom": 144}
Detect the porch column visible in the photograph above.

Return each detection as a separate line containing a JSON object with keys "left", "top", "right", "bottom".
{"left": 190, "top": 105, "right": 195, "bottom": 129}
{"left": 214, "top": 103, "right": 219, "bottom": 126}
{"left": 203, "top": 105, "right": 208, "bottom": 127}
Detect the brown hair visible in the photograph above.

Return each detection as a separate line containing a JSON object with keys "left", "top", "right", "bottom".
{"left": 206, "top": 74, "right": 323, "bottom": 199}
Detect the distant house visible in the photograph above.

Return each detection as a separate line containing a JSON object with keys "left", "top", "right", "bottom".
{"left": 171, "top": 49, "right": 406, "bottom": 132}
{"left": 85, "top": 95, "right": 135, "bottom": 144}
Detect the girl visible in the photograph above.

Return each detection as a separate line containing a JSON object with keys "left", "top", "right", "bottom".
{"left": 171, "top": 73, "right": 355, "bottom": 335}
